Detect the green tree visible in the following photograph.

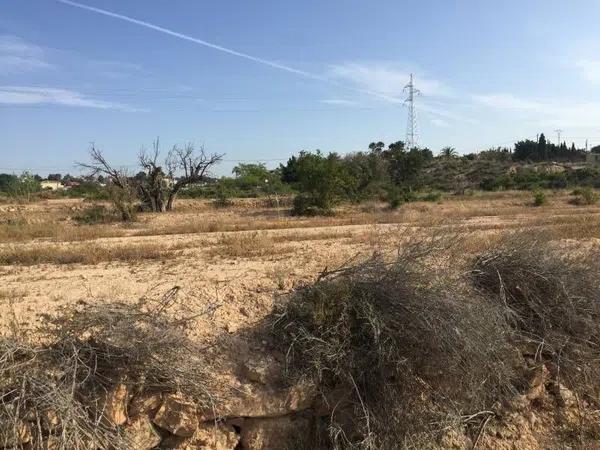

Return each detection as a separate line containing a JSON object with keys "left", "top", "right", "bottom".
{"left": 382, "top": 142, "right": 432, "bottom": 189}
{"left": 439, "top": 146, "right": 458, "bottom": 158}
{"left": 7, "top": 172, "right": 41, "bottom": 201}
{"left": 286, "top": 151, "right": 353, "bottom": 215}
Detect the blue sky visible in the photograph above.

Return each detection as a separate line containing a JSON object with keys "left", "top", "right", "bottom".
{"left": 2, "top": 0, "right": 600, "bottom": 176}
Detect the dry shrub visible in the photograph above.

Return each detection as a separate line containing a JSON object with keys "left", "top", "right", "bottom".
{"left": 72, "top": 204, "right": 121, "bottom": 225}
{"left": 0, "top": 288, "right": 216, "bottom": 449}
{"left": 471, "top": 232, "right": 600, "bottom": 398}
{"left": 272, "top": 241, "right": 518, "bottom": 449}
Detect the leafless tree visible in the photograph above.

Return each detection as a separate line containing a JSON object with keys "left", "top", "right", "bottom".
{"left": 163, "top": 142, "right": 223, "bottom": 211}
{"left": 78, "top": 140, "right": 223, "bottom": 214}
{"left": 77, "top": 145, "right": 137, "bottom": 220}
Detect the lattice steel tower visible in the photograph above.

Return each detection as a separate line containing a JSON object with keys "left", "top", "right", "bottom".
{"left": 404, "top": 73, "right": 420, "bottom": 149}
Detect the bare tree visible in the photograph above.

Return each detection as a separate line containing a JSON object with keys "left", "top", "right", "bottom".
{"left": 77, "top": 145, "right": 137, "bottom": 221}
{"left": 78, "top": 140, "right": 223, "bottom": 215}
{"left": 164, "top": 143, "right": 223, "bottom": 211}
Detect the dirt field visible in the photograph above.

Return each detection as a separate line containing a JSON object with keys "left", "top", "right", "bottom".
{"left": 1, "top": 190, "right": 600, "bottom": 448}
{"left": 1, "top": 190, "right": 599, "bottom": 334}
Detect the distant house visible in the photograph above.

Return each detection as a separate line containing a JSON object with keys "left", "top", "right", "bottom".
{"left": 587, "top": 153, "right": 600, "bottom": 166}
{"left": 63, "top": 180, "right": 81, "bottom": 189}
{"left": 40, "top": 180, "right": 64, "bottom": 191}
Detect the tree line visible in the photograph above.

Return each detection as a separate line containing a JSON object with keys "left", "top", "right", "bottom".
{"left": 2, "top": 133, "right": 599, "bottom": 217}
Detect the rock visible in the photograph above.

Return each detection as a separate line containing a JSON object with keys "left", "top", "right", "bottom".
{"left": 129, "top": 393, "right": 163, "bottom": 419}
{"left": 42, "top": 409, "right": 61, "bottom": 432}
{"left": 525, "top": 365, "right": 549, "bottom": 401}
{"left": 153, "top": 395, "right": 198, "bottom": 437}
{"left": 240, "top": 415, "right": 311, "bottom": 450}
{"left": 0, "top": 421, "right": 31, "bottom": 447}
{"left": 189, "top": 423, "right": 240, "bottom": 450}
{"left": 241, "top": 355, "right": 278, "bottom": 384}
{"left": 160, "top": 423, "right": 239, "bottom": 449}
{"left": 124, "top": 416, "right": 162, "bottom": 449}
{"left": 99, "top": 383, "right": 130, "bottom": 426}
{"left": 42, "top": 436, "right": 60, "bottom": 450}
{"left": 198, "top": 383, "right": 315, "bottom": 421}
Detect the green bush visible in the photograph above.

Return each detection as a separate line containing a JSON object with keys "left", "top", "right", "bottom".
{"left": 292, "top": 194, "right": 333, "bottom": 216}
{"left": 532, "top": 189, "right": 546, "bottom": 206}
{"left": 213, "top": 182, "right": 234, "bottom": 208}
{"left": 572, "top": 187, "right": 598, "bottom": 205}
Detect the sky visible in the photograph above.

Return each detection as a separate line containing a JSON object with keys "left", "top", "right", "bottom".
{"left": 2, "top": 0, "right": 600, "bottom": 176}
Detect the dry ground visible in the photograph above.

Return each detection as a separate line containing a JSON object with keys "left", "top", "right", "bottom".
{"left": 0, "top": 191, "right": 599, "bottom": 427}
{"left": 1, "top": 190, "right": 599, "bottom": 336}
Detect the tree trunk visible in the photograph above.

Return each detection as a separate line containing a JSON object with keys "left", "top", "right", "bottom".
{"left": 166, "top": 192, "right": 176, "bottom": 211}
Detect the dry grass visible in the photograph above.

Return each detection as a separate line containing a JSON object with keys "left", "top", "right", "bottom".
{"left": 210, "top": 231, "right": 292, "bottom": 259}
{"left": 0, "top": 289, "right": 217, "bottom": 449}
{"left": 0, "top": 241, "right": 183, "bottom": 266}
{"left": 0, "top": 218, "right": 127, "bottom": 243}
{"left": 472, "top": 231, "right": 600, "bottom": 398}
{"left": 271, "top": 236, "right": 518, "bottom": 449}
{"left": 271, "top": 231, "right": 600, "bottom": 448}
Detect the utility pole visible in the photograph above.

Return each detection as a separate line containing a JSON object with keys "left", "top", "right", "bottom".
{"left": 554, "top": 129, "right": 563, "bottom": 146}
{"left": 404, "top": 74, "right": 420, "bottom": 149}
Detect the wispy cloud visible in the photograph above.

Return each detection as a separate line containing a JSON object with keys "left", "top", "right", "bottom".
{"left": 430, "top": 118, "right": 451, "bottom": 128}
{"left": 328, "top": 63, "right": 451, "bottom": 99}
{"left": 575, "top": 59, "right": 600, "bottom": 84}
{"left": 319, "top": 98, "right": 358, "bottom": 106}
{"left": 88, "top": 60, "right": 144, "bottom": 79}
{"left": 0, "top": 86, "right": 143, "bottom": 111}
{"left": 54, "top": 0, "right": 326, "bottom": 82}
{"left": 0, "top": 35, "right": 53, "bottom": 73}
{"left": 473, "top": 93, "right": 543, "bottom": 110}
{"left": 51, "top": 1, "right": 429, "bottom": 105}
{"left": 473, "top": 92, "right": 600, "bottom": 128}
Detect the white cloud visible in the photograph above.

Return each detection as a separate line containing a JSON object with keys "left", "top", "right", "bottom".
{"left": 0, "top": 86, "right": 143, "bottom": 111}
{"left": 575, "top": 59, "right": 600, "bottom": 84}
{"left": 0, "top": 35, "right": 53, "bottom": 73}
{"left": 328, "top": 62, "right": 451, "bottom": 99}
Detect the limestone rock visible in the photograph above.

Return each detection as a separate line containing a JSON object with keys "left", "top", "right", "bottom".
{"left": 169, "top": 423, "right": 240, "bottom": 450}
{"left": 124, "top": 416, "right": 162, "bottom": 449}
{"left": 240, "top": 415, "right": 311, "bottom": 450}
{"left": 99, "top": 383, "right": 130, "bottom": 426}
{"left": 153, "top": 395, "right": 198, "bottom": 437}
{"left": 0, "top": 421, "right": 31, "bottom": 447}
{"left": 129, "top": 393, "right": 163, "bottom": 419}
{"left": 241, "top": 355, "right": 278, "bottom": 384}
{"left": 198, "top": 383, "right": 315, "bottom": 421}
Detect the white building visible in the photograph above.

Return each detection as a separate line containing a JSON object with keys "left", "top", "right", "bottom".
{"left": 40, "top": 180, "right": 64, "bottom": 190}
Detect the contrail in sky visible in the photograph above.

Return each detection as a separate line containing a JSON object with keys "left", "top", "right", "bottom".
{"left": 54, "top": 0, "right": 399, "bottom": 103}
